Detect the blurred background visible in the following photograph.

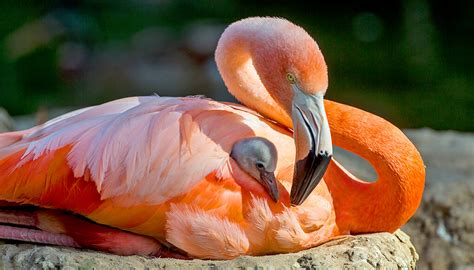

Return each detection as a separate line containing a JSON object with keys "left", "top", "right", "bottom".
{"left": 0, "top": 1, "right": 473, "bottom": 269}
{"left": 0, "top": 0, "right": 472, "bottom": 131}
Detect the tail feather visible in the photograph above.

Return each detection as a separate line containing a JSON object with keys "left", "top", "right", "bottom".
{"left": 0, "top": 145, "right": 102, "bottom": 214}
{"left": 0, "top": 208, "right": 186, "bottom": 257}
{"left": 37, "top": 209, "right": 165, "bottom": 256}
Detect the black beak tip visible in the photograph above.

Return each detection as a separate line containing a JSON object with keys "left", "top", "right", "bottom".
{"left": 290, "top": 185, "right": 306, "bottom": 205}
{"left": 290, "top": 153, "right": 332, "bottom": 206}
{"left": 290, "top": 194, "right": 303, "bottom": 206}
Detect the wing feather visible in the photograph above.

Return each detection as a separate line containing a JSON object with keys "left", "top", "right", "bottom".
{"left": 1, "top": 96, "right": 291, "bottom": 206}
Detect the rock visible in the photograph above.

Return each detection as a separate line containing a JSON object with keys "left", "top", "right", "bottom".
{"left": 0, "top": 108, "right": 14, "bottom": 132}
{"left": 0, "top": 230, "right": 417, "bottom": 269}
{"left": 402, "top": 129, "right": 474, "bottom": 270}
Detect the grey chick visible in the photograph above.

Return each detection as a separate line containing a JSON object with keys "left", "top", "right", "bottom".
{"left": 231, "top": 137, "right": 279, "bottom": 202}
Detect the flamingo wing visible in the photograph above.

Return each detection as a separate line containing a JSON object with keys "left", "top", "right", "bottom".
{"left": 0, "top": 96, "right": 286, "bottom": 208}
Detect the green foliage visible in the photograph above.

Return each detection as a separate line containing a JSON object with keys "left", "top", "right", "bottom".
{"left": 0, "top": 0, "right": 472, "bottom": 130}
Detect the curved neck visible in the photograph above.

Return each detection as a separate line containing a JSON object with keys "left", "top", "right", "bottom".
{"left": 215, "top": 26, "right": 292, "bottom": 128}
{"left": 323, "top": 100, "right": 425, "bottom": 233}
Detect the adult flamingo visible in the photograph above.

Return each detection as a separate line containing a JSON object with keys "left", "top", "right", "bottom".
{"left": 0, "top": 17, "right": 425, "bottom": 259}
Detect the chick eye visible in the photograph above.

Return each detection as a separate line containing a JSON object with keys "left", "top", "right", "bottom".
{"left": 256, "top": 162, "right": 265, "bottom": 169}
{"left": 286, "top": 73, "right": 297, "bottom": 84}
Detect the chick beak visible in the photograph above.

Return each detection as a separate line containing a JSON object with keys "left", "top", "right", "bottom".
{"left": 258, "top": 169, "right": 280, "bottom": 202}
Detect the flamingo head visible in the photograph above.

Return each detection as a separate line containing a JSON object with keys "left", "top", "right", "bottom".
{"left": 231, "top": 137, "right": 279, "bottom": 202}
{"left": 249, "top": 18, "right": 333, "bottom": 205}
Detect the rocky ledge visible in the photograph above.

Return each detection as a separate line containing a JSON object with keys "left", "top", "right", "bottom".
{"left": 0, "top": 230, "right": 417, "bottom": 269}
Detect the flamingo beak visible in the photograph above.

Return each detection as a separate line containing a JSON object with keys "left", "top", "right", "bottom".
{"left": 290, "top": 87, "right": 333, "bottom": 205}
{"left": 258, "top": 169, "right": 280, "bottom": 202}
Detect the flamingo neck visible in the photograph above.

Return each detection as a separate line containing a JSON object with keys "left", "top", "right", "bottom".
{"left": 215, "top": 20, "right": 292, "bottom": 128}
{"left": 323, "top": 100, "right": 425, "bottom": 234}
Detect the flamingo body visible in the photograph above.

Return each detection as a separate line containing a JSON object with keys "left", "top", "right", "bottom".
{"left": 0, "top": 96, "right": 338, "bottom": 258}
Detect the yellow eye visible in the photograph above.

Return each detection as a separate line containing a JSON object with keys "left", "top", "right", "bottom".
{"left": 286, "top": 73, "right": 296, "bottom": 84}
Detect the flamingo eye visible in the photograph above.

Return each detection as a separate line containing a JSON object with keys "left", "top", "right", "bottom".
{"left": 256, "top": 162, "right": 265, "bottom": 169}
{"left": 286, "top": 73, "right": 297, "bottom": 84}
